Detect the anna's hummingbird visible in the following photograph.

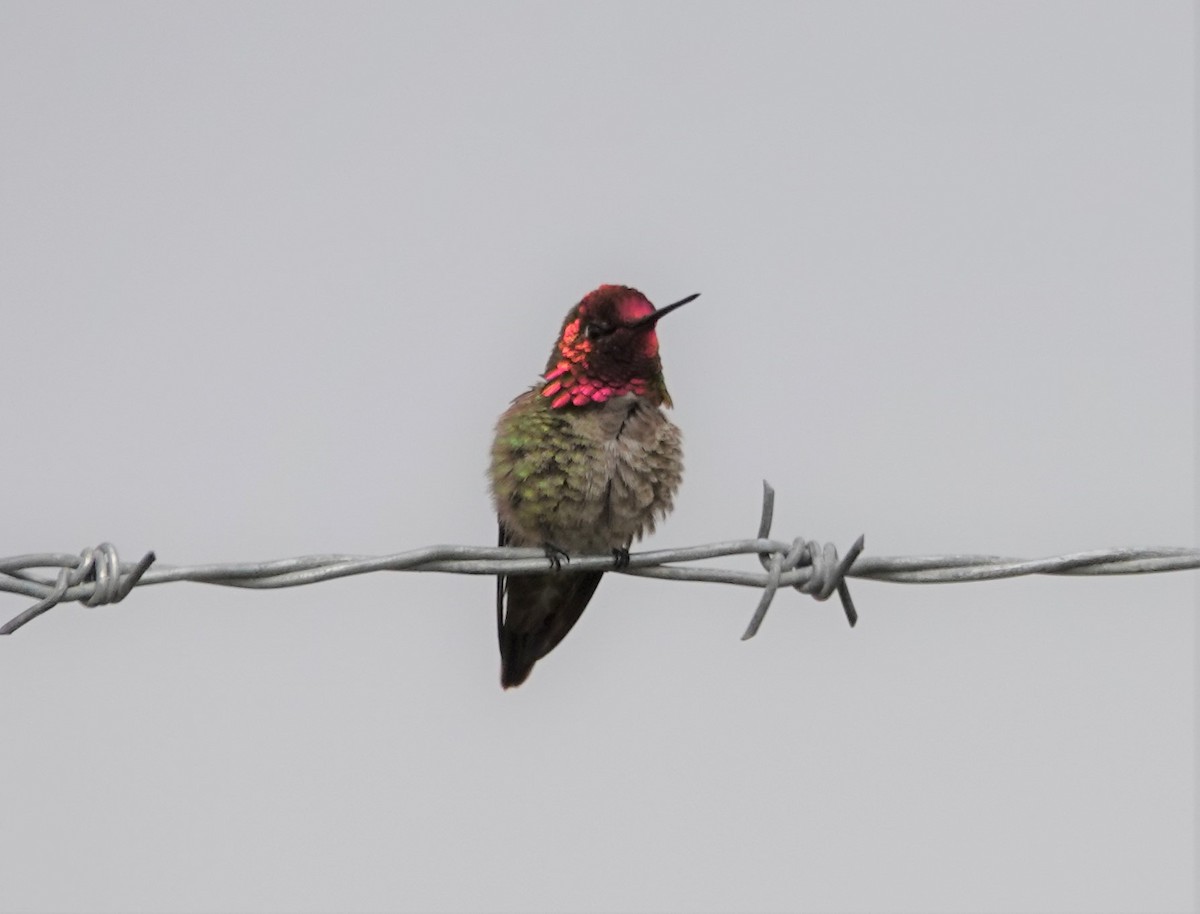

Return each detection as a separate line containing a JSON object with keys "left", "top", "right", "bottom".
{"left": 489, "top": 284, "right": 695, "bottom": 688}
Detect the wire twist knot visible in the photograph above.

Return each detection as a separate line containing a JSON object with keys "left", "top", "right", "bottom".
{"left": 0, "top": 543, "right": 155, "bottom": 634}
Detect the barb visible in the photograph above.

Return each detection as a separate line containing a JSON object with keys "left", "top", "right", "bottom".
{"left": 1, "top": 483, "right": 1197, "bottom": 636}
{"left": 740, "top": 482, "right": 863, "bottom": 640}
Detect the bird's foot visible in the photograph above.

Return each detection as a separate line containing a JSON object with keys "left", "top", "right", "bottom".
{"left": 611, "top": 547, "right": 631, "bottom": 570}
{"left": 543, "top": 542, "right": 570, "bottom": 571}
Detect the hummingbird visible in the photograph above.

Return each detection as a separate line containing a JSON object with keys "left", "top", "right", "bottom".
{"left": 489, "top": 284, "right": 696, "bottom": 688}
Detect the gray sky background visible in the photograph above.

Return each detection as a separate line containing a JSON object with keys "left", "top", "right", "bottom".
{"left": 0, "top": 3, "right": 1193, "bottom": 912}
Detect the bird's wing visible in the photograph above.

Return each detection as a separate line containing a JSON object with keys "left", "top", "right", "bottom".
{"left": 496, "top": 519, "right": 511, "bottom": 650}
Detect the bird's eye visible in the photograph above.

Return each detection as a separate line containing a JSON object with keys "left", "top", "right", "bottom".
{"left": 583, "top": 321, "right": 614, "bottom": 340}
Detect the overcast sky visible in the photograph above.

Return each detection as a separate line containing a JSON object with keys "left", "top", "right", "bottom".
{"left": 0, "top": 3, "right": 1194, "bottom": 912}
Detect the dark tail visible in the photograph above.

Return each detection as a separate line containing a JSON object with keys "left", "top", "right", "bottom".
{"left": 499, "top": 570, "right": 604, "bottom": 689}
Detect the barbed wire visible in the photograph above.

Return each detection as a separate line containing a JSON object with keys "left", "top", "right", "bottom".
{"left": 2, "top": 483, "right": 1196, "bottom": 638}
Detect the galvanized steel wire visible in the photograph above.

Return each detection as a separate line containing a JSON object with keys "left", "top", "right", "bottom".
{"left": 2, "top": 483, "right": 1196, "bottom": 637}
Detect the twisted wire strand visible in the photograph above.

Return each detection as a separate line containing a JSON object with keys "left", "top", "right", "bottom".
{"left": 2, "top": 483, "right": 1196, "bottom": 636}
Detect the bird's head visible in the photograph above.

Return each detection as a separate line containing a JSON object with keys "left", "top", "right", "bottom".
{"left": 541, "top": 285, "right": 696, "bottom": 409}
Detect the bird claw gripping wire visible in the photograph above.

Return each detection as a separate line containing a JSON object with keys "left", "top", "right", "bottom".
{"left": 740, "top": 482, "right": 864, "bottom": 640}
{"left": 0, "top": 543, "right": 156, "bottom": 635}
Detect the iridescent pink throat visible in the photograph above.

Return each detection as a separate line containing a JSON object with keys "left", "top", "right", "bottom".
{"left": 540, "top": 317, "right": 650, "bottom": 409}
